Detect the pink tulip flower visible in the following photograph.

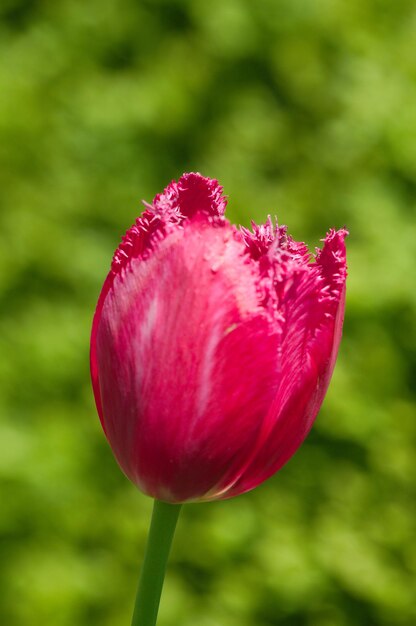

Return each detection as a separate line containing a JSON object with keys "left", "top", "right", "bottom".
{"left": 91, "top": 173, "right": 347, "bottom": 503}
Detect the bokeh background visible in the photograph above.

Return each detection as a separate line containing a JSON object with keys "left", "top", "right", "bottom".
{"left": 1, "top": 0, "right": 415, "bottom": 625}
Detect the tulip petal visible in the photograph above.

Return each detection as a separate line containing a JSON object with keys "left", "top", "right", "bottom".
{"left": 93, "top": 219, "right": 283, "bottom": 501}
{"left": 216, "top": 228, "right": 348, "bottom": 498}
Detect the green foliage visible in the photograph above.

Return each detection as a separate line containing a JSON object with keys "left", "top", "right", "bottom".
{"left": 0, "top": 1, "right": 415, "bottom": 624}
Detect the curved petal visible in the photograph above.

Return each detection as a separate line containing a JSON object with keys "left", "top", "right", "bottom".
{"left": 93, "top": 219, "right": 282, "bottom": 502}
{"left": 220, "top": 229, "right": 348, "bottom": 498}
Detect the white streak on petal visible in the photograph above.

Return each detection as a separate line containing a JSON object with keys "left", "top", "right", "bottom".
{"left": 140, "top": 296, "right": 159, "bottom": 345}
{"left": 195, "top": 318, "right": 222, "bottom": 420}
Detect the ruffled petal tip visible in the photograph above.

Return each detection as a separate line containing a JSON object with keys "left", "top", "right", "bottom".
{"left": 111, "top": 173, "right": 228, "bottom": 275}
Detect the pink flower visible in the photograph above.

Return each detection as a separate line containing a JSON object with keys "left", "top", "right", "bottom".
{"left": 91, "top": 173, "right": 347, "bottom": 503}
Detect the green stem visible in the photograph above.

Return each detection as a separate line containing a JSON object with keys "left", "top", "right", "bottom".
{"left": 131, "top": 499, "right": 182, "bottom": 626}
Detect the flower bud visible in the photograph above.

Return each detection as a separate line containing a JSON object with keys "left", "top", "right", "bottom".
{"left": 91, "top": 173, "right": 347, "bottom": 503}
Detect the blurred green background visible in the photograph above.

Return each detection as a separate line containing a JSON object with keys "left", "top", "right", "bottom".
{"left": 0, "top": 0, "right": 415, "bottom": 625}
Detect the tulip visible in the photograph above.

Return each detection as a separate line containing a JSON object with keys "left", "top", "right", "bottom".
{"left": 90, "top": 172, "right": 347, "bottom": 625}
{"left": 91, "top": 171, "right": 347, "bottom": 501}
